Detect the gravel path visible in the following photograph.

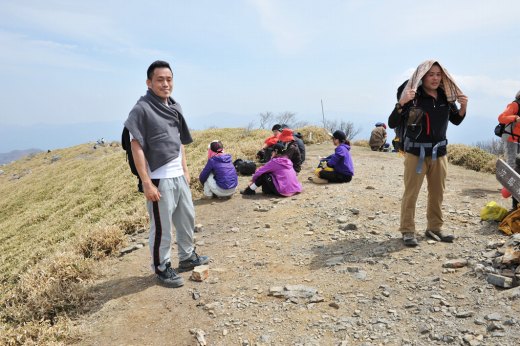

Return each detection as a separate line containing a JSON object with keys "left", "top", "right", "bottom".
{"left": 77, "top": 144, "right": 519, "bottom": 346}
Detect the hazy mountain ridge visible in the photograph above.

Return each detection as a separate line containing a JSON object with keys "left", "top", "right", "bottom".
{"left": 0, "top": 148, "right": 43, "bottom": 165}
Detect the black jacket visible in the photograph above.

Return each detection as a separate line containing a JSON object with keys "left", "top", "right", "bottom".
{"left": 388, "top": 86, "right": 465, "bottom": 157}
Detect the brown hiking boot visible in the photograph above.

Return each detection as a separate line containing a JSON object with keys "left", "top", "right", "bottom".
{"left": 402, "top": 232, "right": 419, "bottom": 247}
{"left": 425, "top": 229, "right": 455, "bottom": 243}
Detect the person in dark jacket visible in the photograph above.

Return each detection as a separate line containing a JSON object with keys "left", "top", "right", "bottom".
{"left": 278, "top": 128, "right": 302, "bottom": 173}
{"left": 388, "top": 60, "right": 468, "bottom": 247}
{"left": 199, "top": 140, "right": 238, "bottom": 199}
{"left": 293, "top": 131, "right": 306, "bottom": 163}
{"left": 310, "top": 130, "right": 354, "bottom": 184}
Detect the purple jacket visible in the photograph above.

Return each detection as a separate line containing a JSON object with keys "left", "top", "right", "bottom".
{"left": 252, "top": 157, "right": 302, "bottom": 196}
{"left": 325, "top": 143, "right": 354, "bottom": 176}
{"left": 199, "top": 154, "right": 238, "bottom": 189}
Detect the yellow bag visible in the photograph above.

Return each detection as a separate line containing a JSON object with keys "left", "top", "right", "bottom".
{"left": 314, "top": 161, "right": 334, "bottom": 177}
{"left": 498, "top": 208, "right": 520, "bottom": 235}
{"left": 480, "top": 201, "right": 508, "bottom": 221}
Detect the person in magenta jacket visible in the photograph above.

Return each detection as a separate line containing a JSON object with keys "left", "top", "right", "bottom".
{"left": 240, "top": 143, "right": 302, "bottom": 197}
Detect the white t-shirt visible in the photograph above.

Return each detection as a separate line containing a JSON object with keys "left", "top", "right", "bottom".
{"left": 129, "top": 132, "right": 184, "bottom": 179}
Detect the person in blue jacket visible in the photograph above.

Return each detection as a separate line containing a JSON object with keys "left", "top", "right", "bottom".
{"left": 199, "top": 140, "right": 238, "bottom": 199}
{"left": 310, "top": 130, "right": 354, "bottom": 184}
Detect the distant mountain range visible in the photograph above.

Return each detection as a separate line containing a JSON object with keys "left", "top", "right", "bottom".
{"left": 0, "top": 149, "right": 43, "bottom": 165}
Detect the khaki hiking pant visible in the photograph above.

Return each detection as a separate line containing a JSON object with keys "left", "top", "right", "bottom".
{"left": 399, "top": 154, "right": 447, "bottom": 234}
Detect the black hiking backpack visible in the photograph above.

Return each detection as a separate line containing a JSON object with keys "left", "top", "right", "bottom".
{"left": 233, "top": 159, "right": 257, "bottom": 176}
{"left": 494, "top": 100, "right": 520, "bottom": 142}
{"left": 121, "top": 127, "right": 143, "bottom": 192}
{"left": 392, "top": 80, "right": 409, "bottom": 152}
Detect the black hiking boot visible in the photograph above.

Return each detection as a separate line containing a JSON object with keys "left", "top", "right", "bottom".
{"left": 156, "top": 263, "right": 184, "bottom": 288}
{"left": 240, "top": 187, "right": 256, "bottom": 195}
{"left": 178, "top": 248, "right": 210, "bottom": 272}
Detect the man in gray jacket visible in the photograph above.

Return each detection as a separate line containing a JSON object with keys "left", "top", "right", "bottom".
{"left": 125, "top": 60, "right": 209, "bottom": 287}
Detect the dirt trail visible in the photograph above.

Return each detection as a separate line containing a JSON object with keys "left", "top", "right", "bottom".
{"left": 76, "top": 144, "right": 519, "bottom": 346}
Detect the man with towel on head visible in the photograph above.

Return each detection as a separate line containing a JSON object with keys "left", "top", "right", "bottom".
{"left": 388, "top": 60, "right": 468, "bottom": 247}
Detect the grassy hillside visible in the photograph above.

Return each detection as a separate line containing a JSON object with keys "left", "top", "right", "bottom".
{"left": 0, "top": 125, "right": 497, "bottom": 344}
{"left": 0, "top": 126, "right": 330, "bottom": 344}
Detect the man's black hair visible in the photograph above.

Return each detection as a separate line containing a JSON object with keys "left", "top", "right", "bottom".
{"left": 147, "top": 60, "right": 173, "bottom": 80}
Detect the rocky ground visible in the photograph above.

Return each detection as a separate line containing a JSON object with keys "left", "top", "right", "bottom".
{"left": 76, "top": 144, "right": 520, "bottom": 346}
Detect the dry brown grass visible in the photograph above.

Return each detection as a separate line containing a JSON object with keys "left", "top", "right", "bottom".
{"left": 0, "top": 126, "right": 331, "bottom": 344}
{"left": 0, "top": 129, "right": 500, "bottom": 345}
{"left": 447, "top": 144, "right": 498, "bottom": 174}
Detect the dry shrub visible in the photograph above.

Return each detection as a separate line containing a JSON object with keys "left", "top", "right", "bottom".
{"left": 296, "top": 126, "right": 331, "bottom": 144}
{"left": 353, "top": 139, "right": 370, "bottom": 147}
{"left": 1, "top": 252, "right": 95, "bottom": 326}
{"left": 0, "top": 317, "right": 80, "bottom": 346}
{"left": 77, "top": 225, "right": 127, "bottom": 260}
{"left": 447, "top": 144, "right": 497, "bottom": 173}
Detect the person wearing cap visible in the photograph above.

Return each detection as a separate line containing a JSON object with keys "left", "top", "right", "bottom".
{"left": 278, "top": 128, "right": 302, "bottom": 173}
{"left": 497, "top": 90, "right": 520, "bottom": 210}
{"left": 369, "top": 122, "right": 389, "bottom": 151}
{"left": 281, "top": 124, "right": 306, "bottom": 163}
{"left": 310, "top": 130, "right": 354, "bottom": 184}
{"left": 256, "top": 124, "right": 283, "bottom": 163}
{"left": 199, "top": 140, "right": 238, "bottom": 199}
{"left": 388, "top": 60, "right": 468, "bottom": 247}
{"left": 241, "top": 142, "right": 302, "bottom": 196}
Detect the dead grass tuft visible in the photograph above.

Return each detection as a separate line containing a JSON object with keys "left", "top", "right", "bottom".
{"left": 77, "top": 225, "right": 127, "bottom": 260}
{"left": 353, "top": 139, "right": 370, "bottom": 147}
{"left": 448, "top": 144, "right": 498, "bottom": 174}
{"left": 1, "top": 252, "right": 95, "bottom": 326}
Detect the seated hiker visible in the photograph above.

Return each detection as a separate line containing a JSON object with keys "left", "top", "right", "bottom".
{"left": 293, "top": 131, "right": 306, "bottom": 163}
{"left": 199, "top": 140, "right": 238, "bottom": 199}
{"left": 241, "top": 143, "right": 302, "bottom": 197}
{"left": 310, "top": 130, "right": 354, "bottom": 184}
{"left": 256, "top": 124, "right": 282, "bottom": 163}
{"left": 278, "top": 128, "right": 302, "bottom": 173}
{"left": 369, "top": 122, "right": 390, "bottom": 151}
{"left": 281, "top": 124, "right": 306, "bottom": 164}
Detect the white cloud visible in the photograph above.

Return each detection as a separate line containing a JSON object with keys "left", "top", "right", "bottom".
{"left": 248, "top": 0, "right": 311, "bottom": 54}
{"left": 454, "top": 74, "right": 520, "bottom": 99}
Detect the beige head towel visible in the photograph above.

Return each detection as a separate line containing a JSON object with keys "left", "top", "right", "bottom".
{"left": 400, "top": 60, "right": 463, "bottom": 103}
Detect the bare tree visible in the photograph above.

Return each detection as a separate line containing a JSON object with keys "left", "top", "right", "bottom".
{"left": 276, "top": 111, "right": 297, "bottom": 126}
{"left": 474, "top": 138, "right": 504, "bottom": 156}
{"left": 323, "top": 119, "right": 361, "bottom": 141}
{"left": 340, "top": 120, "right": 362, "bottom": 141}
{"left": 258, "top": 112, "right": 274, "bottom": 129}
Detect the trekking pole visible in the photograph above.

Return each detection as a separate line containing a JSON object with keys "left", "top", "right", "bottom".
{"left": 321, "top": 99, "right": 325, "bottom": 128}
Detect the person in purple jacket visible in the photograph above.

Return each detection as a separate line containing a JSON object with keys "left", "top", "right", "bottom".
{"left": 199, "top": 140, "right": 238, "bottom": 199}
{"left": 240, "top": 143, "right": 302, "bottom": 197}
{"left": 311, "top": 130, "right": 354, "bottom": 184}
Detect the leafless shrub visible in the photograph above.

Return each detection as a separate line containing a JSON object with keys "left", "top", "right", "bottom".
{"left": 323, "top": 119, "right": 362, "bottom": 141}
{"left": 275, "top": 111, "right": 297, "bottom": 126}
{"left": 473, "top": 138, "right": 504, "bottom": 156}
{"left": 258, "top": 112, "right": 274, "bottom": 129}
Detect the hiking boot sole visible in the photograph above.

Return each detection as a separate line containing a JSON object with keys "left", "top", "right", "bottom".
{"left": 425, "top": 230, "right": 454, "bottom": 243}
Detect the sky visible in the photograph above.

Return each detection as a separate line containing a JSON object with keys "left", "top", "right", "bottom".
{"left": 0, "top": 0, "right": 519, "bottom": 152}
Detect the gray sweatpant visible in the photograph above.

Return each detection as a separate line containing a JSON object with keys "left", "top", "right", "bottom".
{"left": 505, "top": 140, "right": 520, "bottom": 168}
{"left": 147, "top": 176, "right": 194, "bottom": 274}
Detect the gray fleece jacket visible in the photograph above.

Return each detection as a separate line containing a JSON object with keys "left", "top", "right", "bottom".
{"left": 124, "top": 90, "right": 192, "bottom": 171}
